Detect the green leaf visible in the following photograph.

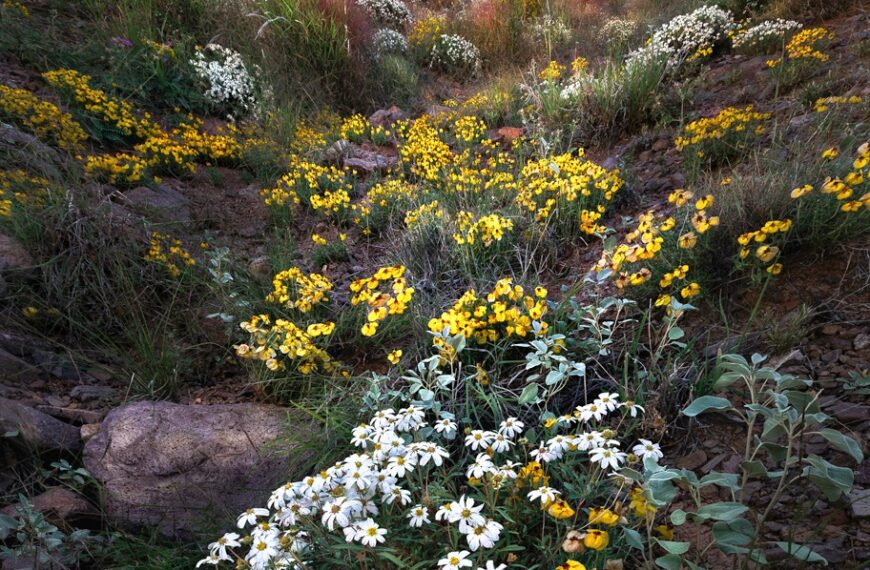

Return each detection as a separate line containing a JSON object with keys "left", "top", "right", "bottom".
{"left": 670, "top": 509, "right": 687, "bottom": 526}
{"left": 655, "top": 554, "right": 683, "bottom": 570}
{"left": 775, "top": 542, "right": 828, "bottom": 565}
{"left": 803, "top": 454, "right": 854, "bottom": 500}
{"left": 656, "top": 539, "right": 691, "bottom": 554}
{"left": 682, "top": 396, "right": 733, "bottom": 417}
{"left": 699, "top": 472, "right": 740, "bottom": 491}
{"left": 623, "top": 527, "right": 644, "bottom": 550}
{"left": 713, "top": 371, "right": 744, "bottom": 390}
{"left": 741, "top": 460, "right": 768, "bottom": 478}
{"left": 667, "top": 326, "right": 685, "bottom": 340}
{"left": 817, "top": 428, "right": 864, "bottom": 463}
{"left": 695, "top": 502, "right": 749, "bottom": 521}
{"left": 518, "top": 383, "right": 539, "bottom": 405}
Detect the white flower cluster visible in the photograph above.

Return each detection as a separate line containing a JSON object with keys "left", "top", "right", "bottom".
{"left": 199, "top": 391, "right": 661, "bottom": 568}
{"left": 626, "top": 5, "right": 737, "bottom": 70}
{"left": 596, "top": 16, "right": 638, "bottom": 45}
{"left": 732, "top": 19, "right": 802, "bottom": 53}
{"left": 430, "top": 34, "right": 481, "bottom": 74}
{"left": 190, "top": 43, "right": 259, "bottom": 116}
{"left": 373, "top": 28, "right": 408, "bottom": 56}
{"left": 529, "top": 15, "right": 571, "bottom": 45}
{"left": 356, "top": 0, "right": 412, "bottom": 29}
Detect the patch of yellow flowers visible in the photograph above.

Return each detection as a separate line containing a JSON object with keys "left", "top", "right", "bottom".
{"left": 0, "top": 169, "right": 51, "bottom": 217}
{"left": 766, "top": 27, "right": 833, "bottom": 68}
{"left": 144, "top": 232, "right": 196, "bottom": 278}
{"left": 236, "top": 314, "right": 339, "bottom": 374}
{"left": 0, "top": 85, "right": 87, "bottom": 152}
{"left": 428, "top": 277, "right": 548, "bottom": 352}
{"left": 266, "top": 267, "right": 333, "bottom": 313}
{"left": 675, "top": 105, "right": 770, "bottom": 158}
{"left": 350, "top": 265, "right": 415, "bottom": 337}
{"left": 452, "top": 211, "right": 514, "bottom": 247}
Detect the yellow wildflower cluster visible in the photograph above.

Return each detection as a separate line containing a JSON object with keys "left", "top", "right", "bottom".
{"left": 398, "top": 118, "right": 453, "bottom": 183}
{"left": 0, "top": 85, "right": 87, "bottom": 152}
{"left": 144, "top": 232, "right": 196, "bottom": 278}
{"left": 814, "top": 95, "right": 863, "bottom": 113}
{"left": 446, "top": 149, "right": 517, "bottom": 199}
{"left": 1, "top": 0, "right": 28, "bottom": 15}
{"left": 290, "top": 120, "right": 327, "bottom": 153}
{"left": 737, "top": 219, "right": 791, "bottom": 275}
{"left": 350, "top": 265, "right": 415, "bottom": 337}
{"left": 408, "top": 15, "right": 444, "bottom": 49}
{"left": 0, "top": 170, "right": 50, "bottom": 217}
{"left": 452, "top": 211, "right": 514, "bottom": 247}
{"left": 675, "top": 105, "right": 771, "bottom": 156}
{"left": 453, "top": 115, "right": 486, "bottom": 145}
{"left": 175, "top": 118, "right": 241, "bottom": 163}
{"left": 141, "top": 38, "right": 175, "bottom": 59}
{"left": 766, "top": 27, "right": 833, "bottom": 68}
{"left": 261, "top": 156, "right": 349, "bottom": 209}
{"left": 84, "top": 152, "right": 150, "bottom": 186}
{"left": 42, "top": 69, "right": 160, "bottom": 140}
{"left": 428, "top": 278, "right": 548, "bottom": 351}
{"left": 404, "top": 200, "right": 446, "bottom": 229}
{"left": 516, "top": 151, "right": 623, "bottom": 235}
{"left": 793, "top": 143, "right": 869, "bottom": 213}
{"left": 339, "top": 114, "right": 386, "bottom": 143}
{"left": 237, "top": 314, "right": 339, "bottom": 374}
{"left": 310, "top": 188, "right": 352, "bottom": 220}
{"left": 571, "top": 56, "right": 589, "bottom": 75}
{"left": 134, "top": 130, "right": 199, "bottom": 175}
{"left": 538, "top": 60, "right": 565, "bottom": 82}
{"left": 265, "top": 267, "right": 333, "bottom": 313}
{"left": 353, "top": 179, "right": 419, "bottom": 233}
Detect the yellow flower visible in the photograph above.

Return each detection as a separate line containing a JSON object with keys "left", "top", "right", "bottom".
{"left": 387, "top": 349, "right": 402, "bottom": 364}
{"left": 544, "top": 418, "right": 559, "bottom": 429}
{"left": 655, "top": 294, "right": 671, "bottom": 307}
{"left": 584, "top": 529, "right": 609, "bottom": 551}
{"left": 755, "top": 244, "right": 779, "bottom": 263}
{"left": 588, "top": 507, "right": 620, "bottom": 526}
{"left": 720, "top": 177, "right": 732, "bottom": 186}
{"left": 678, "top": 232, "right": 697, "bottom": 249}
{"left": 22, "top": 306, "right": 38, "bottom": 318}
{"left": 695, "top": 194, "right": 714, "bottom": 210}
{"left": 790, "top": 184, "right": 812, "bottom": 199}
{"left": 655, "top": 525, "right": 674, "bottom": 540}
{"left": 555, "top": 561, "right": 586, "bottom": 570}
{"left": 766, "top": 263, "right": 783, "bottom": 275}
{"left": 361, "top": 322, "right": 378, "bottom": 336}
{"left": 547, "top": 499, "right": 575, "bottom": 520}
{"left": 821, "top": 147, "right": 839, "bottom": 160}
{"left": 680, "top": 282, "right": 701, "bottom": 299}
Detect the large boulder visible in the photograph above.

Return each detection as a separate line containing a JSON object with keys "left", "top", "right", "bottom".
{"left": 83, "top": 401, "right": 317, "bottom": 538}
{"left": 0, "top": 398, "right": 81, "bottom": 453}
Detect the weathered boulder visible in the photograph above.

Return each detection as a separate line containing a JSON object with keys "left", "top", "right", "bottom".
{"left": 0, "top": 233, "right": 34, "bottom": 271}
{"left": 83, "top": 401, "right": 317, "bottom": 537}
{"left": 123, "top": 184, "right": 191, "bottom": 225}
{"left": 343, "top": 145, "right": 398, "bottom": 173}
{"left": 0, "top": 398, "right": 81, "bottom": 453}
{"left": 1, "top": 487, "right": 98, "bottom": 527}
{"left": 369, "top": 105, "right": 407, "bottom": 128}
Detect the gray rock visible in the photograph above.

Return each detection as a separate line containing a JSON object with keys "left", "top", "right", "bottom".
{"left": 848, "top": 487, "right": 870, "bottom": 518}
{"left": 84, "top": 401, "right": 317, "bottom": 537}
{"left": 123, "top": 184, "right": 190, "bottom": 224}
{"left": 854, "top": 333, "right": 870, "bottom": 352}
{"left": 1, "top": 487, "right": 97, "bottom": 526}
{"left": 0, "top": 232, "right": 33, "bottom": 271}
{"left": 70, "top": 384, "right": 117, "bottom": 402}
{"left": 343, "top": 145, "right": 398, "bottom": 173}
{"left": 0, "top": 398, "right": 81, "bottom": 453}
{"left": 368, "top": 105, "right": 407, "bottom": 128}
{"left": 0, "top": 348, "right": 42, "bottom": 383}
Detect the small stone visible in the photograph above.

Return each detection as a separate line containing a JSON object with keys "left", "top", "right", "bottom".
{"left": 854, "top": 333, "right": 870, "bottom": 351}
{"left": 70, "top": 384, "right": 117, "bottom": 402}
{"left": 80, "top": 423, "right": 100, "bottom": 443}
{"left": 676, "top": 449, "right": 707, "bottom": 470}
{"left": 0, "top": 487, "right": 96, "bottom": 526}
{"left": 651, "top": 139, "right": 669, "bottom": 152}
{"left": 247, "top": 256, "right": 272, "bottom": 284}
{"left": 821, "top": 350, "right": 841, "bottom": 363}
{"left": 848, "top": 488, "right": 870, "bottom": 518}
{"left": 0, "top": 398, "right": 81, "bottom": 452}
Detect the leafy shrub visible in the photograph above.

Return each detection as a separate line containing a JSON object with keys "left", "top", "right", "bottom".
{"left": 731, "top": 19, "right": 801, "bottom": 55}
{"left": 190, "top": 43, "right": 264, "bottom": 118}
{"left": 355, "top": 0, "right": 412, "bottom": 30}
{"left": 430, "top": 34, "right": 482, "bottom": 76}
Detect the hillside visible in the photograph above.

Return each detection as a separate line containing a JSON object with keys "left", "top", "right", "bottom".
{"left": 0, "top": 0, "right": 868, "bottom": 568}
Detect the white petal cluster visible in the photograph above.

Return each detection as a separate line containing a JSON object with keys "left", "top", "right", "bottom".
{"left": 199, "top": 392, "right": 657, "bottom": 567}
{"left": 597, "top": 16, "right": 639, "bottom": 45}
{"left": 373, "top": 28, "right": 408, "bottom": 56}
{"left": 626, "top": 5, "right": 737, "bottom": 70}
{"left": 529, "top": 15, "right": 570, "bottom": 45}
{"left": 189, "top": 43, "right": 260, "bottom": 116}
{"left": 430, "top": 34, "right": 481, "bottom": 74}
{"left": 356, "top": 0, "right": 412, "bottom": 29}
{"left": 732, "top": 19, "right": 802, "bottom": 52}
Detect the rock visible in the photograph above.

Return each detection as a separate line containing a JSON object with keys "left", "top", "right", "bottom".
{"left": 854, "top": 333, "right": 870, "bottom": 352}
{"left": 324, "top": 139, "right": 351, "bottom": 163}
{"left": 0, "top": 348, "right": 42, "bottom": 383}
{"left": 0, "top": 232, "right": 34, "bottom": 270}
{"left": 651, "top": 139, "right": 669, "bottom": 152}
{"left": 1, "top": 487, "right": 97, "bottom": 527}
{"left": 848, "top": 487, "right": 870, "bottom": 518}
{"left": 70, "top": 384, "right": 117, "bottom": 402}
{"left": 0, "top": 398, "right": 81, "bottom": 453}
{"left": 676, "top": 449, "right": 707, "bottom": 471}
{"left": 343, "top": 145, "right": 398, "bottom": 173}
{"left": 494, "top": 126, "right": 523, "bottom": 143}
{"left": 247, "top": 256, "right": 272, "bottom": 284}
{"left": 123, "top": 184, "right": 191, "bottom": 225}
{"left": 31, "top": 349, "right": 81, "bottom": 379}
{"left": 80, "top": 423, "right": 100, "bottom": 443}
{"left": 37, "top": 406, "right": 104, "bottom": 425}
{"left": 821, "top": 400, "right": 869, "bottom": 424}
{"left": 368, "top": 105, "right": 407, "bottom": 128}
{"left": 84, "top": 401, "right": 317, "bottom": 537}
